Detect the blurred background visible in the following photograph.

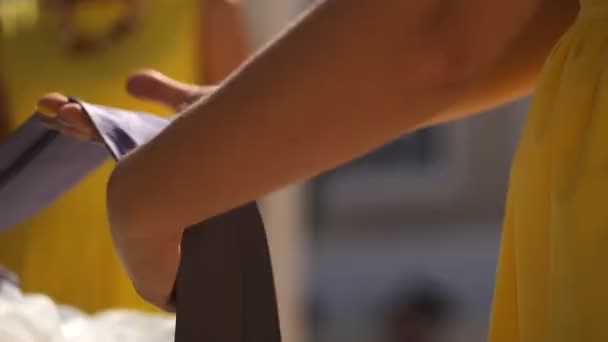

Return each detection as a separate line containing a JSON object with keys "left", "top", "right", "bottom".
{"left": 1, "top": 0, "right": 530, "bottom": 341}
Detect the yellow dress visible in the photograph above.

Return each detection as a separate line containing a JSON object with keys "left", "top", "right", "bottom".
{"left": 0, "top": 0, "right": 200, "bottom": 312}
{"left": 490, "top": 0, "right": 608, "bottom": 341}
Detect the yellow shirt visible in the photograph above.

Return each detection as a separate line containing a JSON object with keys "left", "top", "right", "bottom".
{"left": 490, "top": 0, "right": 608, "bottom": 340}
{"left": 0, "top": 0, "right": 200, "bottom": 312}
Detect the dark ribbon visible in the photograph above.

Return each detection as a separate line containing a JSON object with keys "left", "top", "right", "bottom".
{"left": 0, "top": 99, "right": 282, "bottom": 341}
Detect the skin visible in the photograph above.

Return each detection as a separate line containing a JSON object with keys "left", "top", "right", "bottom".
{"left": 37, "top": 0, "right": 579, "bottom": 308}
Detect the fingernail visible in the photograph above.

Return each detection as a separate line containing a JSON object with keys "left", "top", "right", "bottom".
{"left": 35, "top": 104, "right": 56, "bottom": 118}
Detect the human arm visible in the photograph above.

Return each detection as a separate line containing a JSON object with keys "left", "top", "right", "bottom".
{"left": 109, "top": 0, "right": 576, "bottom": 234}
{"left": 107, "top": 0, "right": 577, "bottom": 305}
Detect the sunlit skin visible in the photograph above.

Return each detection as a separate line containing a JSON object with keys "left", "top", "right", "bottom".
{"left": 37, "top": 0, "right": 578, "bottom": 309}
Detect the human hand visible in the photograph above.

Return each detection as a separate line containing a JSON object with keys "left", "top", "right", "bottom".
{"left": 36, "top": 70, "right": 215, "bottom": 142}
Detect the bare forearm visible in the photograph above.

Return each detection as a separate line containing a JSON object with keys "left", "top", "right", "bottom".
{"left": 107, "top": 0, "right": 559, "bottom": 237}
{"left": 107, "top": 0, "right": 471, "bottom": 236}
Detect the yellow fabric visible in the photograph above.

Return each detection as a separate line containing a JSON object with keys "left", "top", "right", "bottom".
{"left": 0, "top": 0, "right": 201, "bottom": 312}
{"left": 490, "top": 1, "right": 608, "bottom": 341}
